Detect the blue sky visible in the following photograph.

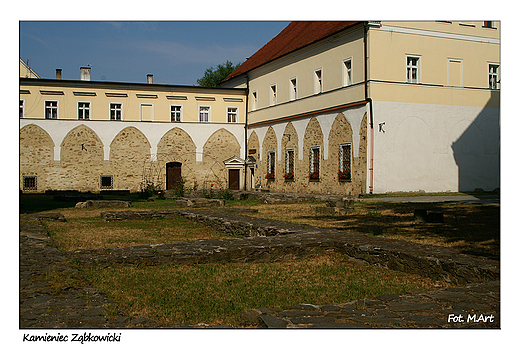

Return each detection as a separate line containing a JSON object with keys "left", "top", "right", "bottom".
{"left": 20, "top": 21, "right": 290, "bottom": 85}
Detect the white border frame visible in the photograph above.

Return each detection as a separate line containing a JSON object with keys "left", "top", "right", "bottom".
{"left": 44, "top": 99, "right": 59, "bottom": 119}
{"left": 448, "top": 58, "right": 464, "bottom": 87}
{"left": 314, "top": 68, "right": 323, "bottom": 94}
{"left": 405, "top": 54, "right": 422, "bottom": 84}
{"left": 170, "top": 104, "right": 183, "bottom": 122}
{"left": 289, "top": 77, "right": 297, "bottom": 101}
{"left": 270, "top": 84, "right": 277, "bottom": 106}
{"left": 20, "top": 98, "right": 25, "bottom": 118}
{"left": 198, "top": 105, "right": 211, "bottom": 123}
{"left": 77, "top": 100, "right": 92, "bottom": 120}
{"left": 342, "top": 58, "right": 353, "bottom": 87}
{"left": 227, "top": 106, "right": 239, "bottom": 123}
{"left": 109, "top": 102, "right": 124, "bottom": 121}
{"left": 139, "top": 103, "right": 154, "bottom": 122}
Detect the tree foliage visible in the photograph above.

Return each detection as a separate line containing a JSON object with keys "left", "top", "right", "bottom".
{"left": 197, "top": 61, "right": 241, "bottom": 87}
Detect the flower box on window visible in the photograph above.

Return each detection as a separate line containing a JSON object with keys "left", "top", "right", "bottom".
{"left": 338, "top": 170, "right": 352, "bottom": 182}
{"left": 265, "top": 172, "right": 275, "bottom": 180}
{"left": 309, "top": 171, "right": 320, "bottom": 181}
{"left": 283, "top": 172, "right": 294, "bottom": 181}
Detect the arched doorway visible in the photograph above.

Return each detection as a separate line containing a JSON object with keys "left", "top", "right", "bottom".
{"left": 166, "top": 162, "right": 182, "bottom": 190}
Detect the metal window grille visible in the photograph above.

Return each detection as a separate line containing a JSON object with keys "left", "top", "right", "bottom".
{"left": 339, "top": 143, "right": 352, "bottom": 173}
{"left": 310, "top": 147, "right": 320, "bottom": 177}
{"left": 285, "top": 149, "right": 294, "bottom": 175}
{"left": 23, "top": 176, "right": 37, "bottom": 190}
{"left": 100, "top": 175, "right": 113, "bottom": 189}
{"left": 268, "top": 151, "right": 275, "bottom": 174}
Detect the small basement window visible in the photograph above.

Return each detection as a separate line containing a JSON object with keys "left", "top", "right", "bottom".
{"left": 100, "top": 175, "right": 113, "bottom": 189}
{"left": 23, "top": 176, "right": 37, "bottom": 190}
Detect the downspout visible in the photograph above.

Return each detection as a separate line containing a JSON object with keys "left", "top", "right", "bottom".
{"left": 364, "top": 21, "right": 375, "bottom": 194}
{"left": 244, "top": 74, "right": 250, "bottom": 191}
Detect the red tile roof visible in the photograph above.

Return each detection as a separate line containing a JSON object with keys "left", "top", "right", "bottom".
{"left": 222, "top": 21, "right": 361, "bottom": 83}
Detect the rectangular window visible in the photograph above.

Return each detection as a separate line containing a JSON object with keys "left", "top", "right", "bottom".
{"left": 483, "top": 21, "right": 494, "bottom": 28}
{"left": 309, "top": 146, "right": 320, "bottom": 180}
{"left": 489, "top": 64, "right": 499, "bottom": 89}
{"left": 314, "top": 69, "right": 323, "bottom": 94}
{"left": 100, "top": 175, "right": 113, "bottom": 189}
{"left": 267, "top": 150, "right": 275, "bottom": 174}
{"left": 270, "top": 84, "right": 277, "bottom": 105}
{"left": 290, "top": 78, "right": 297, "bottom": 101}
{"left": 110, "top": 103, "right": 122, "bottom": 120}
{"left": 23, "top": 175, "right": 37, "bottom": 190}
{"left": 171, "top": 105, "right": 182, "bottom": 122}
{"left": 45, "top": 100, "right": 58, "bottom": 119}
{"left": 252, "top": 91, "right": 258, "bottom": 110}
{"left": 339, "top": 143, "right": 352, "bottom": 181}
{"left": 78, "top": 102, "right": 90, "bottom": 120}
{"left": 406, "top": 56, "right": 420, "bottom": 83}
{"left": 227, "top": 107, "right": 238, "bottom": 123}
{"left": 199, "top": 106, "right": 210, "bottom": 122}
{"left": 20, "top": 99, "right": 25, "bottom": 118}
{"left": 343, "top": 59, "right": 352, "bottom": 86}
{"left": 285, "top": 149, "right": 295, "bottom": 179}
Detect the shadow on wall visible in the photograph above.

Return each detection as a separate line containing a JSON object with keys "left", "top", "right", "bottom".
{"left": 451, "top": 93, "right": 500, "bottom": 192}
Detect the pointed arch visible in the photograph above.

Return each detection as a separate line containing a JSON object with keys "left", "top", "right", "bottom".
{"left": 19, "top": 124, "right": 54, "bottom": 167}
{"left": 60, "top": 124, "right": 104, "bottom": 166}
{"left": 203, "top": 128, "right": 240, "bottom": 163}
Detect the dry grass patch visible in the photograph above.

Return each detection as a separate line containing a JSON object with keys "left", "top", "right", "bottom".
{"left": 235, "top": 201, "right": 499, "bottom": 260}
{"left": 43, "top": 210, "right": 231, "bottom": 251}
{"left": 83, "top": 252, "right": 451, "bottom": 326}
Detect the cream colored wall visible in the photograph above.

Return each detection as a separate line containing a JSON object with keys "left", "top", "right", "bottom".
{"left": 19, "top": 60, "right": 40, "bottom": 78}
{"left": 20, "top": 82, "right": 246, "bottom": 125}
{"left": 246, "top": 26, "right": 365, "bottom": 124}
{"left": 369, "top": 21, "right": 500, "bottom": 105}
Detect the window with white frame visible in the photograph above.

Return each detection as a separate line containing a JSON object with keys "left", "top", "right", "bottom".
{"left": 314, "top": 69, "right": 323, "bottom": 94}
{"left": 309, "top": 146, "right": 320, "bottom": 179}
{"left": 343, "top": 59, "right": 352, "bottom": 86}
{"left": 252, "top": 91, "right": 258, "bottom": 110}
{"left": 489, "top": 64, "right": 500, "bottom": 89}
{"left": 227, "top": 107, "right": 238, "bottom": 123}
{"left": 199, "top": 106, "right": 210, "bottom": 122}
{"left": 406, "top": 56, "right": 420, "bottom": 83}
{"left": 339, "top": 143, "right": 352, "bottom": 181}
{"left": 171, "top": 105, "right": 182, "bottom": 122}
{"left": 109, "top": 103, "right": 122, "bottom": 120}
{"left": 78, "top": 101, "right": 90, "bottom": 120}
{"left": 290, "top": 77, "right": 297, "bottom": 101}
{"left": 285, "top": 149, "right": 295, "bottom": 179}
{"left": 45, "top": 100, "right": 58, "bottom": 119}
{"left": 20, "top": 99, "right": 25, "bottom": 118}
{"left": 267, "top": 150, "right": 275, "bottom": 175}
{"left": 270, "top": 84, "right": 277, "bottom": 105}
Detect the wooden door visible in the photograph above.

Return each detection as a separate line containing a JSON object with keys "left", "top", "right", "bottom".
{"left": 166, "top": 162, "right": 182, "bottom": 190}
{"left": 229, "top": 169, "right": 240, "bottom": 190}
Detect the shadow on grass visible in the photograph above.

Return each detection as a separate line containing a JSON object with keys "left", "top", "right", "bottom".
{"left": 297, "top": 202, "right": 500, "bottom": 260}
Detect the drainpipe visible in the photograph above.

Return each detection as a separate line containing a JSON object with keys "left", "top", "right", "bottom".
{"left": 364, "top": 21, "right": 375, "bottom": 194}
{"left": 244, "top": 74, "right": 250, "bottom": 191}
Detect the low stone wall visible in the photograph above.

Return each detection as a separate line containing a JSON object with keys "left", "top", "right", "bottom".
{"left": 76, "top": 200, "right": 132, "bottom": 208}
{"left": 80, "top": 208, "right": 498, "bottom": 285}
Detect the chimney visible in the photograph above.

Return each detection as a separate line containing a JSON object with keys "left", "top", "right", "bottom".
{"left": 80, "top": 67, "right": 91, "bottom": 81}
{"left": 147, "top": 74, "right": 153, "bottom": 84}
{"left": 56, "top": 69, "right": 62, "bottom": 80}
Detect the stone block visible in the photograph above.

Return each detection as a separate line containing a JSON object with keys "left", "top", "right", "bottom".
{"left": 76, "top": 200, "right": 131, "bottom": 208}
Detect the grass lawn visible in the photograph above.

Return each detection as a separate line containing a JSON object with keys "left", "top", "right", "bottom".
{"left": 21, "top": 192, "right": 496, "bottom": 326}
{"left": 232, "top": 201, "right": 500, "bottom": 260}
{"left": 82, "top": 252, "right": 450, "bottom": 326}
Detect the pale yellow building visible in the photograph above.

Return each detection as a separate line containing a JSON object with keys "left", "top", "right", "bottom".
{"left": 222, "top": 21, "right": 500, "bottom": 194}
{"left": 20, "top": 67, "right": 247, "bottom": 192}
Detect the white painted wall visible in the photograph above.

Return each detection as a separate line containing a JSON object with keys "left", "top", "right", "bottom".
{"left": 19, "top": 119, "right": 246, "bottom": 163}
{"left": 372, "top": 101, "right": 500, "bottom": 193}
